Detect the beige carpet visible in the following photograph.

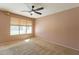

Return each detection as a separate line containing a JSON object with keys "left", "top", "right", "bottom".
{"left": 0, "top": 38, "right": 79, "bottom": 55}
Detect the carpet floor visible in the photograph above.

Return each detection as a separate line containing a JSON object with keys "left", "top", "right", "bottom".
{"left": 0, "top": 38, "right": 79, "bottom": 55}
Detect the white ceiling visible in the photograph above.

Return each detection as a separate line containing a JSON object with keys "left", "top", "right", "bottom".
{"left": 0, "top": 3, "right": 79, "bottom": 18}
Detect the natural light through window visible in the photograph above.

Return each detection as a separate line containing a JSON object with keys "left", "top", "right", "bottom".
{"left": 27, "top": 26, "right": 32, "bottom": 34}
{"left": 24, "top": 39, "right": 30, "bottom": 42}
{"left": 10, "top": 26, "right": 19, "bottom": 35}
{"left": 20, "top": 26, "right": 27, "bottom": 34}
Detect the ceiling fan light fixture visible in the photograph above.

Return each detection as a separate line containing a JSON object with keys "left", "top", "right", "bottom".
{"left": 30, "top": 11, "right": 34, "bottom": 15}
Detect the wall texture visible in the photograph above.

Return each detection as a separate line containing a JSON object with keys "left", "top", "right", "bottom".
{"left": 36, "top": 7, "right": 79, "bottom": 51}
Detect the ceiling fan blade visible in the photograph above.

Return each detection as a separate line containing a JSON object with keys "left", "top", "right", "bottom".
{"left": 34, "top": 11, "right": 42, "bottom": 15}
{"left": 34, "top": 7, "right": 44, "bottom": 11}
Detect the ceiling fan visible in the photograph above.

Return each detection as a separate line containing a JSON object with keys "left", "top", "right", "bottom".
{"left": 22, "top": 5, "right": 44, "bottom": 15}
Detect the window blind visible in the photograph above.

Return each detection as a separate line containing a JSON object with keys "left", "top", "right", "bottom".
{"left": 11, "top": 17, "right": 32, "bottom": 25}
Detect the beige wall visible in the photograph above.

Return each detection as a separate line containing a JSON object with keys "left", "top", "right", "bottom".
{"left": 36, "top": 7, "right": 79, "bottom": 51}
{"left": 0, "top": 11, "right": 34, "bottom": 43}
{"left": 0, "top": 11, "right": 10, "bottom": 42}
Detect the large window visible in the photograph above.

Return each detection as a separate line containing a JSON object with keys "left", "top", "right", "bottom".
{"left": 10, "top": 17, "right": 33, "bottom": 35}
